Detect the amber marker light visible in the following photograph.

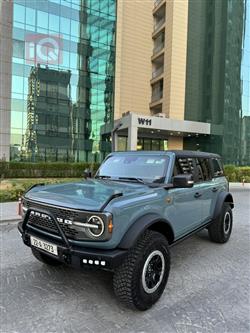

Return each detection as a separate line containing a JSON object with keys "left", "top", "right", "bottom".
{"left": 108, "top": 219, "right": 113, "bottom": 233}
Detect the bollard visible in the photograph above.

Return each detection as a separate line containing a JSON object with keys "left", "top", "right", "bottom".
{"left": 242, "top": 178, "right": 245, "bottom": 187}
{"left": 18, "top": 198, "right": 22, "bottom": 216}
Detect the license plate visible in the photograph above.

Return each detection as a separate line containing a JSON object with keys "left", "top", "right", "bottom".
{"left": 30, "top": 236, "right": 58, "bottom": 256}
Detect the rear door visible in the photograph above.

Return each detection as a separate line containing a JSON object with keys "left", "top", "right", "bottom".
{"left": 210, "top": 158, "right": 228, "bottom": 211}
{"left": 193, "top": 157, "right": 214, "bottom": 222}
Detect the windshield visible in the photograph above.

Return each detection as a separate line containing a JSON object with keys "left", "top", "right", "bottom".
{"left": 96, "top": 154, "right": 169, "bottom": 183}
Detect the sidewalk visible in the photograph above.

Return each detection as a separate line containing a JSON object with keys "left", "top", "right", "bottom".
{"left": 229, "top": 182, "right": 250, "bottom": 189}
{"left": 0, "top": 201, "right": 20, "bottom": 222}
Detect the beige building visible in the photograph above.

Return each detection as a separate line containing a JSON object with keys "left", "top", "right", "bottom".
{"left": 110, "top": 0, "right": 208, "bottom": 151}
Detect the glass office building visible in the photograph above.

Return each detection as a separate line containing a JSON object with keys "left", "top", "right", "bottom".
{"left": 8, "top": 0, "right": 116, "bottom": 162}
{"left": 184, "top": 0, "right": 246, "bottom": 165}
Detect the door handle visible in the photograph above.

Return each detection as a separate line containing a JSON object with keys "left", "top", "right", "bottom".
{"left": 212, "top": 187, "right": 218, "bottom": 192}
{"left": 194, "top": 192, "right": 202, "bottom": 198}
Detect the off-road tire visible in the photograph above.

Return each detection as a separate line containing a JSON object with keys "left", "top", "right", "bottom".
{"left": 32, "top": 248, "right": 62, "bottom": 266}
{"left": 208, "top": 203, "right": 233, "bottom": 243}
{"left": 113, "top": 230, "right": 170, "bottom": 311}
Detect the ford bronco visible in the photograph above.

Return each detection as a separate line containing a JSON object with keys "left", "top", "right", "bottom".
{"left": 18, "top": 151, "right": 234, "bottom": 310}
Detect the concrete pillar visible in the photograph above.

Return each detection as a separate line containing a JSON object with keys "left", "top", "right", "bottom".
{"left": 111, "top": 131, "right": 118, "bottom": 151}
{"left": 127, "top": 126, "right": 138, "bottom": 151}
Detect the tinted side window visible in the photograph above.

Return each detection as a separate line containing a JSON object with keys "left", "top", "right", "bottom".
{"left": 199, "top": 158, "right": 212, "bottom": 181}
{"left": 193, "top": 158, "right": 213, "bottom": 182}
{"left": 193, "top": 158, "right": 204, "bottom": 182}
{"left": 174, "top": 157, "right": 194, "bottom": 176}
{"left": 211, "top": 158, "right": 224, "bottom": 177}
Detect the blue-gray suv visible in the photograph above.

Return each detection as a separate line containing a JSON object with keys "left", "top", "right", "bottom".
{"left": 18, "top": 150, "right": 234, "bottom": 310}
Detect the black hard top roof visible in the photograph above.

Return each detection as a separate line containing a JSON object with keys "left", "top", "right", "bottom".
{"left": 111, "top": 150, "right": 221, "bottom": 159}
{"left": 169, "top": 150, "right": 221, "bottom": 159}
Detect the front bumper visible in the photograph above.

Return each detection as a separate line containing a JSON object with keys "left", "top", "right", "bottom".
{"left": 18, "top": 221, "right": 127, "bottom": 270}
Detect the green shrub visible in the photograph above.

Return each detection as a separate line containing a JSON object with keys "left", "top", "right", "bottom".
{"left": 224, "top": 165, "right": 250, "bottom": 182}
{"left": 0, "top": 178, "right": 81, "bottom": 202}
{"left": 0, "top": 162, "right": 100, "bottom": 179}
{"left": 243, "top": 176, "right": 250, "bottom": 183}
{"left": 229, "top": 172, "right": 237, "bottom": 182}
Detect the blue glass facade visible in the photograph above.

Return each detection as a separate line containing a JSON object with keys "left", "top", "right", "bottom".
{"left": 10, "top": 0, "right": 116, "bottom": 162}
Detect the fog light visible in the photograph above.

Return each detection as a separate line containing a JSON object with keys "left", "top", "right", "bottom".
{"left": 83, "top": 259, "right": 87, "bottom": 264}
{"left": 100, "top": 261, "right": 106, "bottom": 266}
{"left": 94, "top": 260, "right": 99, "bottom": 265}
{"left": 88, "top": 260, "right": 93, "bottom": 264}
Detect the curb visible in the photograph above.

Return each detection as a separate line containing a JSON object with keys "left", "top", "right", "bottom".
{"left": 0, "top": 219, "right": 20, "bottom": 224}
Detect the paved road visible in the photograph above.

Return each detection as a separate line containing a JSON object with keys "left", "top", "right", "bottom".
{"left": 0, "top": 201, "right": 20, "bottom": 222}
{"left": 1, "top": 185, "right": 249, "bottom": 333}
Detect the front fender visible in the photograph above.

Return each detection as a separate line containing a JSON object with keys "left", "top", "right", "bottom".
{"left": 118, "top": 213, "right": 174, "bottom": 250}
{"left": 213, "top": 191, "right": 234, "bottom": 221}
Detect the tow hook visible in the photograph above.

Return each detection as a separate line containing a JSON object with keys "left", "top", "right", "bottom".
{"left": 62, "top": 253, "right": 71, "bottom": 264}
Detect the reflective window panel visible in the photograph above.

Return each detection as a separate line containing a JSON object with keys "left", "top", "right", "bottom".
{"left": 10, "top": 0, "right": 116, "bottom": 162}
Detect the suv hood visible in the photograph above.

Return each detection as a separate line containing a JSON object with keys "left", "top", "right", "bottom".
{"left": 24, "top": 179, "right": 149, "bottom": 211}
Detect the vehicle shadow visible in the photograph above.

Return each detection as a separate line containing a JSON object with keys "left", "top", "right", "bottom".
{"left": 27, "top": 228, "right": 213, "bottom": 307}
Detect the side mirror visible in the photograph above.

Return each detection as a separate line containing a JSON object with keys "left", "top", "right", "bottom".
{"left": 173, "top": 174, "right": 194, "bottom": 188}
{"left": 83, "top": 168, "right": 93, "bottom": 179}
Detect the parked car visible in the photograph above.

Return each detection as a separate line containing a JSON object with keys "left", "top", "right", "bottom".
{"left": 18, "top": 150, "right": 234, "bottom": 310}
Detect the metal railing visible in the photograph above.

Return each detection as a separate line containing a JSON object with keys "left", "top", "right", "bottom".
{"left": 154, "top": 0, "right": 163, "bottom": 8}
{"left": 152, "top": 67, "right": 164, "bottom": 79}
{"left": 151, "top": 90, "right": 163, "bottom": 102}
{"left": 153, "top": 42, "right": 164, "bottom": 55}
{"left": 154, "top": 18, "right": 165, "bottom": 31}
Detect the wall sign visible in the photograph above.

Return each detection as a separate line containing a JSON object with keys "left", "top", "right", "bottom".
{"left": 138, "top": 118, "right": 152, "bottom": 126}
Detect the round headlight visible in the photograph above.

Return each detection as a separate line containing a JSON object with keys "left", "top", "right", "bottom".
{"left": 87, "top": 215, "right": 105, "bottom": 238}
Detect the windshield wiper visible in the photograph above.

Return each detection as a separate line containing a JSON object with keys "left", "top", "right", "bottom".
{"left": 96, "top": 175, "right": 146, "bottom": 185}
{"left": 117, "top": 177, "right": 147, "bottom": 184}
{"left": 95, "top": 175, "right": 112, "bottom": 179}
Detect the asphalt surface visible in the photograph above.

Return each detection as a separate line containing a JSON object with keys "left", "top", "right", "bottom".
{"left": 0, "top": 201, "right": 20, "bottom": 222}
{"left": 0, "top": 185, "right": 249, "bottom": 333}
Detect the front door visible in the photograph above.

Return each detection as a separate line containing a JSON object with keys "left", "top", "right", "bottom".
{"left": 164, "top": 156, "right": 203, "bottom": 239}
{"left": 166, "top": 186, "right": 203, "bottom": 239}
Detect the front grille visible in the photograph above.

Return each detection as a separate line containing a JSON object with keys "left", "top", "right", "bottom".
{"left": 28, "top": 214, "right": 58, "bottom": 233}
{"left": 24, "top": 199, "right": 88, "bottom": 240}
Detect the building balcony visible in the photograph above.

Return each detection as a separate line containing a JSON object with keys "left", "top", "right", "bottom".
{"left": 151, "top": 67, "right": 164, "bottom": 85}
{"left": 151, "top": 52, "right": 164, "bottom": 83}
{"left": 151, "top": 90, "right": 163, "bottom": 103}
{"left": 153, "top": 2, "right": 166, "bottom": 36}
{"left": 151, "top": 49, "right": 164, "bottom": 62}
{"left": 154, "top": 0, "right": 162, "bottom": 7}
{"left": 154, "top": 18, "right": 165, "bottom": 32}
{"left": 152, "top": 66, "right": 164, "bottom": 79}
{"left": 153, "top": 42, "right": 164, "bottom": 55}
{"left": 152, "top": 23, "right": 165, "bottom": 39}
{"left": 149, "top": 98, "right": 163, "bottom": 109}
{"left": 151, "top": 78, "right": 163, "bottom": 105}
{"left": 150, "top": 104, "right": 163, "bottom": 116}
{"left": 153, "top": 0, "right": 166, "bottom": 14}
